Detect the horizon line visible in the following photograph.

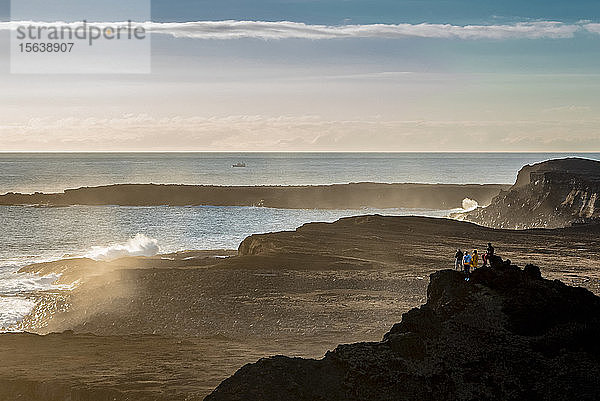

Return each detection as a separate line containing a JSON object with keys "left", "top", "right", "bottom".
{"left": 1, "top": 151, "right": 600, "bottom": 154}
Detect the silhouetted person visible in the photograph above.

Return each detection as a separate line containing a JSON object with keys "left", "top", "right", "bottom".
{"left": 483, "top": 242, "right": 495, "bottom": 267}
{"left": 454, "top": 249, "right": 463, "bottom": 270}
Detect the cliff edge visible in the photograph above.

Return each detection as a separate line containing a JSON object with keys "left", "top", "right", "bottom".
{"left": 464, "top": 157, "right": 600, "bottom": 229}
{"left": 205, "top": 258, "right": 600, "bottom": 401}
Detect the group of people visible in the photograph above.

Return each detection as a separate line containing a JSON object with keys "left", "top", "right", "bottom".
{"left": 454, "top": 243, "right": 494, "bottom": 281}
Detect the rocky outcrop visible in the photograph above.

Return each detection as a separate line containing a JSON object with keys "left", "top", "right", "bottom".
{"left": 464, "top": 158, "right": 600, "bottom": 229}
{"left": 205, "top": 260, "right": 600, "bottom": 401}
{"left": 0, "top": 183, "right": 507, "bottom": 210}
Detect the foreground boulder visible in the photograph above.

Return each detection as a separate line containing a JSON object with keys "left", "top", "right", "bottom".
{"left": 464, "top": 157, "right": 600, "bottom": 229}
{"left": 205, "top": 260, "right": 600, "bottom": 401}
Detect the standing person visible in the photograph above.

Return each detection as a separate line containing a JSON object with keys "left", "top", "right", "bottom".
{"left": 463, "top": 251, "right": 472, "bottom": 281}
{"left": 454, "top": 249, "right": 464, "bottom": 270}
{"left": 472, "top": 249, "right": 478, "bottom": 269}
{"left": 483, "top": 242, "right": 495, "bottom": 267}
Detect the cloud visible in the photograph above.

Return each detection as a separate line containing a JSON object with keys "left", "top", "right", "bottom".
{"left": 541, "top": 105, "right": 592, "bottom": 114}
{"left": 0, "top": 20, "right": 594, "bottom": 40}
{"left": 585, "top": 23, "right": 600, "bottom": 34}
{"left": 144, "top": 20, "right": 582, "bottom": 40}
{"left": 1, "top": 114, "right": 599, "bottom": 152}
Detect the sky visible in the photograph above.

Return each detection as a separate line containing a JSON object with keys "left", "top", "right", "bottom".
{"left": 0, "top": 0, "right": 599, "bottom": 151}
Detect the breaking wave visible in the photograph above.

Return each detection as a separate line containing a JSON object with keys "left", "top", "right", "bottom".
{"left": 84, "top": 234, "right": 160, "bottom": 261}
{"left": 461, "top": 198, "right": 479, "bottom": 212}
{"left": 0, "top": 297, "right": 36, "bottom": 330}
{"left": 0, "top": 270, "right": 64, "bottom": 295}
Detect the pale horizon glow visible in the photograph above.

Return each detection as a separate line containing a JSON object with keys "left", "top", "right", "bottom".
{"left": 1, "top": 114, "right": 599, "bottom": 152}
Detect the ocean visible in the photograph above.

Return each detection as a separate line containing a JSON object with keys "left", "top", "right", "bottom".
{"left": 1, "top": 152, "right": 598, "bottom": 329}
{"left": 3, "top": 152, "right": 599, "bottom": 193}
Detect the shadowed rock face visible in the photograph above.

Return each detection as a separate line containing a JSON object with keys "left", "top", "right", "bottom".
{"left": 205, "top": 260, "right": 600, "bottom": 401}
{"left": 0, "top": 183, "right": 507, "bottom": 210}
{"left": 464, "top": 158, "right": 600, "bottom": 229}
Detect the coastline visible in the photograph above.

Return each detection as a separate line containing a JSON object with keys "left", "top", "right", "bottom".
{"left": 0, "top": 182, "right": 509, "bottom": 209}
{"left": 2, "top": 215, "right": 600, "bottom": 399}
{"left": 16, "top": 215, "right": 600, "bottom": 336}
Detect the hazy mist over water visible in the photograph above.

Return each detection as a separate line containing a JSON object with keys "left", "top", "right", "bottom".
{"left": 0, "top": 204, "right": 455, "bottom": 266}
{"left": 0, "top": 204, "right": 452, "bottom": 328}
{"left": 2, "top": 152, "right": 599, "bottom": 194}
{"left": 1, "top": 151, "right": 596, "bottom": 266}
{"left": 1, "top": 152, "right": 598, "bottom": 329}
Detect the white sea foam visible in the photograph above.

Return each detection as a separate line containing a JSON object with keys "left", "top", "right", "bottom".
{"left": 84, "top": 233, "right": 160, "bottom": 261}
{"left": 461, "top": 198, "right": 479, "bottom": 212}
{"left": 0, "top": 265, "right": 72, "bottom": 331}
{"left": 0, "top": 235, "right": 158, "bottom": 330}
{"left": 0, "top": 269, "right": 63, "bottom": 295}
{"left": 0, "top": 297, "right": 36, "bottom": 330}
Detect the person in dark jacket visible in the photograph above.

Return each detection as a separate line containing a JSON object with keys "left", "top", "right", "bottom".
{"left": 483, "top": 242, "right": 495, "bottom": 267}
{"left": 454, "top": 249, "right": 464, "bottom": 270}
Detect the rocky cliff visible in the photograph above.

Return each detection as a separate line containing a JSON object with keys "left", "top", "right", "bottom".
{"left": 0, "top": 183, "right": 507, "bottom": 210}
{"left": 464, "top": 158, "right": 600, "bottom": 229}
{"left": 205, "top": 259, "right": 600, "bottom": 401}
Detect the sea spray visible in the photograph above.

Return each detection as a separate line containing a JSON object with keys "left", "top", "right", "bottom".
{"left": 84, "top": 233, "right": 160, "bottom": 261}
{"left": 0, "top": 297, "right": 36, "bottom": 330}
{"left": 0, "top": 206, "right": 453, "bottom": 331}
{"left": 461, "top": 198, "right": 479, "bottom": 212}
{"left": 447, "top": 198, "right": 480, "bottom": 221}
{"left": 0, "top": 269, "right": 63, "bottom": 295}
{"left": 0, "top": 267, "right": 74, "bottom": 331}
{"left": 0, "top": 234, "right": 158, "bottom": 331}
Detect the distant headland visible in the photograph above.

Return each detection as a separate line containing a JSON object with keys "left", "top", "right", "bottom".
{"left": 0, "top": 182, "right": 507, "bottom": 210}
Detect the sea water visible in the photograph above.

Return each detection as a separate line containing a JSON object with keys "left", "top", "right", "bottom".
{"left": 0, "top": 204, "right": 455, "bottom": 329}
{"left": 2, "top": 152, "right": 599, "bottom": 194}
{"left": 1, "top": 152, "right": 598, "bottom": 329}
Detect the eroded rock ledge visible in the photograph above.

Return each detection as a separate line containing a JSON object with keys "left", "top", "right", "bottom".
{"left": 464, "top": 158, "right": 600, "bottom": 229}
{"left": 0, "top": 183, "right": 507, "bottom": 210}
{"left": 205, "top": 258, "right": 600, "bottom": 401}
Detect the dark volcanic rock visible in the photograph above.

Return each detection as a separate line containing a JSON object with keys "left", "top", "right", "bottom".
{"left": 205, "top": 261, "right": 600, "bottom": 401}
{"left": 0, "top": 182, "right": 507, "bottom": 210}
{"left": 464, "top": 158, "right": 600, "bottom": 229}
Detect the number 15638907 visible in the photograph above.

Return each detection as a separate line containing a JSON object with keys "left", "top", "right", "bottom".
{"left": 19, "top": 43, "right": 74, "bottom": 53}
